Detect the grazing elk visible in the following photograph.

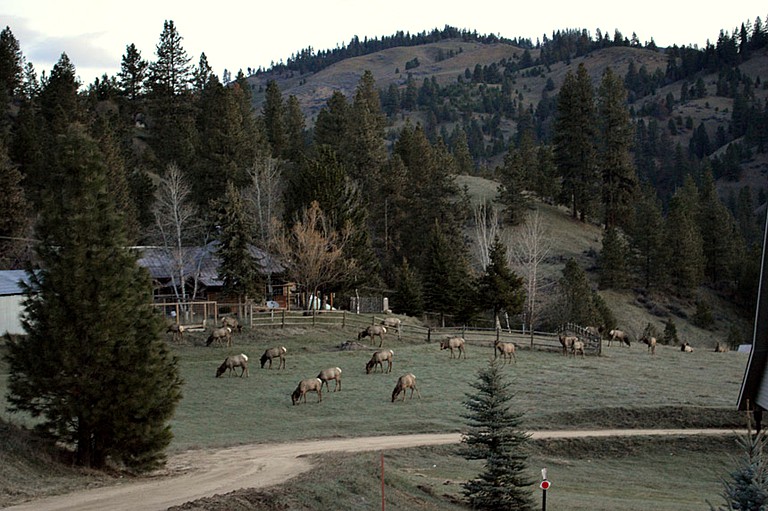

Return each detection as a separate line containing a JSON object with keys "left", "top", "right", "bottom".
{"left": 291, "top": 378, "right": 323, "bottom": 405}
{"left": 366, "top": 349, "right": 394, "bottom": 374}
{"left": 216, "top": 353, "right": 249, "bottom": 378}
{"left": 494, "top": 340, "right": 517, "bottom": 364}
{"left": 608, "top": 329, "right": 631, "bottom": 347}
{"left": 558, "top": 333, "right": 578, "bottom": 356}
{"left": 440, "top": 337, "right": 466, "bottom": 359}
{"left": 206, "top": 326, "right": 232, "bottom": 347}
{"left": 358, "top": 325, "right": 388, "bottom": 347}
{"left": 640, "top": 336, "right": 657, "bottom": 355}
{"left": 391, "top": 373, "right": 421, "bottom": 402}
{"left": 381, "top": 317, "right": 402, "bottom": 340}
{"left": 166, "top": 323, "right": 185, "bottom": 342}
{"left": 681, "top": 342, "right": 694, "bottom": 353}
{"left": 317, "top": 367, "right": 342, "bottom": 392}
{"left": 570, "top": 340, "right": 586, "bottom": 358}
{"left": 260, "top": 346, "right": 287, "bottom": 369}
{"left": 221, "top": 316, "right": 242, "bottom": 333}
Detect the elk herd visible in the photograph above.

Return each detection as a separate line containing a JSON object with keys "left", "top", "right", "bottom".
{"left": 169, "top": 313, "right": 730, "bottom": 409}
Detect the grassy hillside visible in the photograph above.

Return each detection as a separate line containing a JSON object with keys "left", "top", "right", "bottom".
{"left": 458, "top": 173, "right": 754, "bottom": 348}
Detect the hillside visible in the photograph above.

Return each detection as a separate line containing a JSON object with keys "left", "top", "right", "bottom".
{"left": 457, "top": 174, "right": 754, "bottom": 348}
{"left": 247, "top": 38, "right": 768, "bottom": 202}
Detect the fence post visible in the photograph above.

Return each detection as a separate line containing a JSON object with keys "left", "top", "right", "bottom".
{"left": 281, "top": 309, "right": 286, "bottom": 328}
{"left": 427, "top": 328, "right": 432, "bottom": 344}
{"left": 342, "top": 310, "right": 346, "bottom": 329}
{"left": 313, "top": 309, "right": 316, "bottom": 326}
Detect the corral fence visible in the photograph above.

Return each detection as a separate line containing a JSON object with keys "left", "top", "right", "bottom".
{"left": 155, "top": 301, "right": 602, "bottom": 356}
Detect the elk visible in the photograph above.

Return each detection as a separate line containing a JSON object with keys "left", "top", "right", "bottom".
{"left": 366, "top": 349, "right": 394, "bottom": 374}
{"left": 260, "top": 346, "right": 287, "bottom": 369}
{"left": 359, "top": 325, "right": 387, "bottom": 347}
{"left": 291, "top": 378, "right": 323, "bottom": 405}
{"left": 317, "top": 367, "right": 342, "bottom": 392}
{"left": 494, "top": 340, "right": 517, "bottom": 364}
{"left": 439, "top": 337, "right": 466, "bottom": 359}
{"left": 216, "top": 354, "right": 249, "bottom": 378}
{"left": 391, "top": 373, "right": 421, "bottom": 402}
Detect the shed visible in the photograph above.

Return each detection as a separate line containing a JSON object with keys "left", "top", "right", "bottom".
{"left": 737, "top": 210, "right": 768, "bottom": 426}
{"left": 0, "top": 270, "right": 31, "bottom": 335}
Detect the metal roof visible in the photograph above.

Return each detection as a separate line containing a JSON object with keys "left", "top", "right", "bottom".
{"left": 0, "top": 270, "right": 31, "bottom": 296}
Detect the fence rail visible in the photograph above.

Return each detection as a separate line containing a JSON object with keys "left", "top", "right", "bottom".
{"left": 155, "top": 301, "right": 601, "bottom": 355}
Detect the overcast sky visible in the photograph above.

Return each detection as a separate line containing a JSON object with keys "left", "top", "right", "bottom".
{"left": 2, "top": 1, "right": 766, "bottom": 86}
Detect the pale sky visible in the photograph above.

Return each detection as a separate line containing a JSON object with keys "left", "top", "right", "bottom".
{"left": 2, "top": 1, "right": 766, "bottom": 87}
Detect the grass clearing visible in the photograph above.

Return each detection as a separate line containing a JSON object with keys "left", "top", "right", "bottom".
{"left": 0, "top": 325, "right": 751, "bottom": 508}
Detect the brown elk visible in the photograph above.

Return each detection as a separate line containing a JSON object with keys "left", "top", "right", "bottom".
{"left": 260, "top": 346, "right": 287, "bottom": 369}
{"left": 359, "top": 325, "right": 387, "bottom": 347}
{"left": 291, "top": 378, "right": 323, "bottom": 405}
{"left": 440, "top": 337, "right": 466, "bottom": 359}
{"left": 366, "top": 349, "right": 394, "bottom": 374}
{"left": 391, "top": 373, "right": 421, "bottom": 402}
{"left": 317, "top": 367, "right": 342, "bottom": 392}
{"left": 494, "top": 340, "right": 516, "bottom": 364}
{"left": 216, "top": 354, "right": 249, "bottom": 378}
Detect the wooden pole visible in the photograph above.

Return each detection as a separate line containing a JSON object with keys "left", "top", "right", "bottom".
{"left": 381, "top": 452, "right": 385, "bottom": 511}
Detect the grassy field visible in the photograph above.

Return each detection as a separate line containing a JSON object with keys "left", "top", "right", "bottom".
{"left": 0, "top": 325, "right": 752, "bottom": 509}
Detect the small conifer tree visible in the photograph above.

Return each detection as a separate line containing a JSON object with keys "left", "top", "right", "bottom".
{"left": 461, "top": 358, "right": 534, "bottom": 510}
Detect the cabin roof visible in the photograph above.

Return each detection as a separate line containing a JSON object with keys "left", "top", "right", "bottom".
{"left": 134, "top": 242, "right": 283, "bottom": 286}
{"left": 0, "top": 270, "right": 30, "bottom": 296}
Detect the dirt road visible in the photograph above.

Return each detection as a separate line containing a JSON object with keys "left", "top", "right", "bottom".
{"left": 4, "top": 429, "right": 736, "bottom": 511}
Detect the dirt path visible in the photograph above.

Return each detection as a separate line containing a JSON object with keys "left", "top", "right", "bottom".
{"left": 4, "top": 429, "right": 737, "bottom": 511}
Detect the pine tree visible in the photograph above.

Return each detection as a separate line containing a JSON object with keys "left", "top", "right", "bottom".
{"left": 313, "top": 90, "right": 349, "bottom": 154}
{"left": 630, "top": 186, "right": 667, "bottom": 289}
{"left": 283, "top": 95, "right": 307, "bottom": 163}
{"left": 599, "top": 227, "right": 630, "bottom": 289}
{"left": 0, "top": 141, "right": 29, "bottom": 268}
{"left": 497, "top": 133, "right": 534, "bottom": 225}
{"left": 664, "top": 192, "right": 705, "bottom": 296}
{"left": 475, "top": 236, "right": 525, "bottom": 325}
{"left": 709, "top": 430, "right": 768, "bottom": 510}
{"left": 461, "top": 359, "right": 535, "bottom": 511}
{"left": 421, "top": 221, "right": 475, "bottom": 323}
{"left": 146, "top": 20, "right": 197, "bottom": 171}
{"left": 553, "top": 63, "right": 599, "bottom": 222}
{"left": 118, "top": 43, "right": 148, "bottom": 102}
{"left": 4, "top": 125, "right": 182, "bottom": 471}
{"left": 212, "top": 181, "right": 262, "bottom": 301}
{"left": 0, "top": 26, "right": 23, "bottom": 140}
{"left": 555, "top": 258, "right": 602, "bottom": 326}
{"left": 392, "top": 258, "right": 424, "bottom": 315}
{"left": 597, "top": 67, "right": 637, "bottom": 230}
{"left": 262, "top": 80, "right": 286, "bottom": 159}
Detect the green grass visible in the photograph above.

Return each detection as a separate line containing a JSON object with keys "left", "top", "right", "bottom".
{"left": 0, "top": 325, "right": 752, "bottom": 509}
{"left": 162, "top": 326, "right": 746, "bottom": 452}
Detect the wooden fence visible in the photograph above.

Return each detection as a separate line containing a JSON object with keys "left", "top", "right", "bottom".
{"left": 155, "top": 301, "right": 602, "bottom": 355}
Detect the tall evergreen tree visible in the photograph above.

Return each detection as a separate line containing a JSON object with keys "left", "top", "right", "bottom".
{"left": 475, "top": 236, "right": 525, "bottom": 325}
{"left": 392, "top": 258, "right": 424, "bottom": 315}
{"left": 4, "top": 125, "right": 182, "bottom": 471}
{"left": 118, "top": 43, "right": 148, "bottom": 103}
{"left": 598, "top": 227, "right": 630, "bottom": 289}
{"left": 312, "top": 90, "right": 349, "bottom": 154}
{"left": 553, "top": 63, "right": 598, "bottom": 222}
{"left": 664, "top": 193, "right": 705, "bottom": 296}
{"left": 497, "top": 132, "right": 534, "bottom": 225}
{"left": 630, "top": 186, "right": 667, "bottom": 289}
{"left": 597, "top": 67, "right": 637, "bottom": 230}
{"left": 0, "top": 26, "right": 23, "bottom": 140}
{"left": 146, "top": 20, "right": 197, "bottom": 171}
{"left": 0, "top": 141, "right": 29, "bottom": 268}
{"left": 461, "top": 359, "right": 534, "bottom": 511}
{"left": 262, "top": 80, "right": 286, "bottom": 159}
{"left": 554, "top": 258, "right": 602, "bottom": 326}
{"left": 193, "top": 75, "right": 250, "bottom": 208}
{"left": 212, "top": 181, "right": 262, "bottom": 301}
{"left": 283, "top": 94, "right": 307, "bottom": 163}
{"left": 698, "top": 169, "right": 739, "bottom": 286}
{"left": 421, "top": 220, "right": 475, "bottom": 323}
{"left": 343, "top": 70, "right": 388, "bottom": 202}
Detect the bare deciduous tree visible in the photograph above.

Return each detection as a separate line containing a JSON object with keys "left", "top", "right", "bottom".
{"left": 245, "top": 155, "right": 283, "bottom": 248}
{"left": 152, "top": 163, "right": 205, "bottom": 302}
{"left": 472, "top": 201, "right": 502, "bottom": 270}
{"left": 272, "top": 201, "right": 354, "bottom": 310}
{"left": 510, "top": 210, "right": 552, "bottom": 346}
